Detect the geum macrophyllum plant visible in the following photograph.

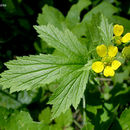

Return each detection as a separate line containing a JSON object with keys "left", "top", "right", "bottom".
{"left": 113, "top": 24, "right": 130, "bottom": 45}
{"left": 0, "top": 13, "right": 129, "bottom": 121}
{"left": 92, "top": 44, "right": 121, "bottom": 77}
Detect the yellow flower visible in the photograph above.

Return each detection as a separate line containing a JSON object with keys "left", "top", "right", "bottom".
{"left": 96, "top": 44, "right": 118, "bottom": 58}
{"left": 96, "top": 44, "right": 107, "bottom": 57}
{"left": 108, "top": 45, "right": 118, "bottom": 57}
{"left": 111, "top": 60, "right": 121, "bottom": 70}
{"left": 113, "top": 24, "right": 124, "bottom": 36}
{"left": 113, "top": 24, "right": 130, "bottom": 45}
{"left": 92, "top": 44, "right": 121, "bottom": 77}
{"left": 121, "top": 33, "right": 130, "bottom": 43}
{"left": 104, "top": 66, "right": 115, "bottom": 77}
{"left": 92, "top": 61, "right": 104, "bottom": 73}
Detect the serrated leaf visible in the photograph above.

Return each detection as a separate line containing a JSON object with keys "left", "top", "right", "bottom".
{"left": 0, "top": 24, "right": 90, "bottom": 119}
{"left": 0, "top": 54, "right": 82, "bottom": 93}
{"left": 37, "top": 5, "right": 65, "bottom": 30}
{"left": 85, "top": 14, "right": 102, "bottom": 55}
{"left": 34, "top": 24, "right": 88, "bottom": 62}
{"left": 98, "top": 15, "right": 113, "bottom": 45}
{"left": 49, "top": 69, "right": 90, "bottom": 119}
{"left": 66, "top": 0, "right": 91, "bottom": 29}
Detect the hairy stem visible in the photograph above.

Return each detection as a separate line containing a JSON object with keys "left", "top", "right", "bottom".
{"left": 73, "top": 120, "right": 82, "bottom": 129}
{"left": 83, "top": 94, "right": 86, "bottom": 126}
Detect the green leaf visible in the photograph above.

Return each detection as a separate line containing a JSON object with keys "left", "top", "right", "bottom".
{"left": 0, "top": 107, "right": 11, "bottom": 129}
{"left": 17, "top": 89, "right": 39, "bottom": 104}
{"left": 71, "top": 22, "right": 87, "bottom": 38}
{"left": 65, "top": 0, "right": 91, "bottom": 29}
{"left": 2, "top": 0, "right": 16, "bottom": 13}
{"left": 38, "top": 107, "right": 73, "bottom": 128}
{"left": 0, "top": 54, "right": 82, "bottom": 93}
{"left": 114, "top": 69, "right": 129, "bottom": 84}
{"left": 38, "top": 107, "right": 51, "bottom": 124}
{"left": 37, "top": 5, "right": 65, "bottom": 30}
{"left": 55, "top": 109, "right": 73, "bottom": 127}
{"left": 0, "top": 89, "right": 21, "bottom": 109}
{"left": 82, "top": 1, "right": 118, "bottom": 22}
{"left": 5, "top": 111, "right": 48, "bottom": 130}
{"left": 85, "top": 14, "right": 102, "bottom": 54}
{"left": 82, "top": 122, "right": 94, "bottom": 130}
{"left": 34, "top": 24, "right": 88, "bottom": 62}
{"left": 119, "top": 108, "right": 130, "bottom": 130}
{"left": 98, "top": 15, "right": 113, "bottom": 45}
{"left": 0, "top": 24, "right": 90, "bottom": 119}
{"left": 49, "top": 69, "right": 90, "bottom": 119}
{"left": 110, "top": 16, "right": 130, "bottom": 33}
{"left": 0, "top": 107, "right": 48, "bottom": 130}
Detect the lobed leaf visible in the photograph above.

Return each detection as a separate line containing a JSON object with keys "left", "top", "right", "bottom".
{"left": 49, "top": 69, "right": 90, "bottom": 119}
{"left": 66, "top": 0, "right": 91, "bottom": 29}
{"left": 98, "top": 15, "right": 113, "bottom": 46}
{"left": 0, "top": 24, "right": 90, "bottom": 118}
{"left": 34, "top": 24, "right": 88, "bottom": 62}
{"left": 37, "top": 5, "right": 65, "bottom": 30}
{"left": 0, "top": 54, "right": 83, "bottom": 93}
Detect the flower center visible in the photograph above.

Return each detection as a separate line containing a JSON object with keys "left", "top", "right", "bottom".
{"left": 113, "top": 36, "right": 122, "bottom": 45}
{"left": 101, "top": 56, "right": 113, "bottom": 66}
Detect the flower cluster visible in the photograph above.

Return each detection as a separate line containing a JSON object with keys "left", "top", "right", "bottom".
{"left": 91, "top": 24, "right": 130, "bottom": 77}
{"left": 92, "top": 44, "right": 121, "bottom": 77}
{"left": 113, "top": 24, "right": 130, "bottom": 45}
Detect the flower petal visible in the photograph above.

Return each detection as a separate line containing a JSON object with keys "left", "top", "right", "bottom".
{"left": 111, "top": 60, "right": 121, "bottom": 70}
{"left": 113, "top": 24, "right": 124, "bottom": 36}
{"left": 96, "top": 44, "right": 107, "bottom": 57}
{"left": 121, "top": 33, "right": 130, "bottom": 43}
{"left": 104, "top": 66, "right": 115, "bottom": 77}
{"left": 92, "top": 61, "right": 104, "bottom": 73}
{"left": 108, "top": 45, "right": 118, "bottom": 57}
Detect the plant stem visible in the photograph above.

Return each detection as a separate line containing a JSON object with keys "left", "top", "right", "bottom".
{"left": 83, "top": 94, "right": 86, "bottom": 126}
{"left": 73, "top": 120, "right": 82, "bottom": 129}
{"left": 96, "top": 77, "right": 112, "bottom": 81}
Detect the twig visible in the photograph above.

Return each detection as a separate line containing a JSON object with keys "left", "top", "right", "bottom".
{"left": 96, "top": 78, "right": 112, "bottom": 81}
{"left": 83, "top": 94, "right": 86, "bottom": 126}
